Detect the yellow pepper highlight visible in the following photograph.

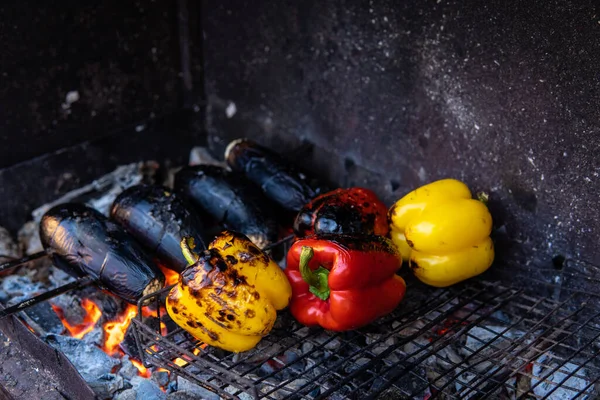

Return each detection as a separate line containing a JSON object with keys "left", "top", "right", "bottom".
{"left": 166, "top": 230, "right": 292, "bottom": 352}
{"left": 388, "top": 179, "right": 494, "bottom": 287}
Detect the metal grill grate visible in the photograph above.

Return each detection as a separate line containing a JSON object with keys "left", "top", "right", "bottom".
{"left": 132, "top": 274, "right": 600, "bottom": 399}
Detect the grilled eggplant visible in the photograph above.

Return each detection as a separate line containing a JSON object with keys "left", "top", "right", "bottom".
{"left": 225, "top": 138, "right": 321, "bottom": 212}
{"left": 174, "top": 165, "right": 278, "bottom": 249}
{"left": 110, "top": 184, "right": 207, "bottom": 273}
{"left": 39, "top": 203, "right": 164, "bottom": 304}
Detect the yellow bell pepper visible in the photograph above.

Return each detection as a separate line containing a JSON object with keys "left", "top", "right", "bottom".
{"left": 388, "top": 179, "right": 494, "bottom": 287}
{"left": 166, "top": 230, "right": 292, "bottom": 352}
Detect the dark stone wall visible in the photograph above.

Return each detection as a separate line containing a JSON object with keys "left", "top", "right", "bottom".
{"left": 202, "top": 1, "right": 600, "bottom": 292}
{"left": 0, "top": 0, "right": 202, "bottom": 169}
{"left": 0, "top": 1, "right": 205, "bottom": 232}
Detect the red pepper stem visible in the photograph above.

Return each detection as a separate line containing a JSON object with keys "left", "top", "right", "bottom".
{"left": 298, "top": 246, "right": 330, "bottom": 301}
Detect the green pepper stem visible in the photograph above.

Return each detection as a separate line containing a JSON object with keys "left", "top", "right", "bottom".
{"left": 298, "top": 246, "right": 330, "bottom": 301}
{"left": 181, "top": 237, "right": 200, "bottom": 266}
{"left": 477, "top": 191, "right": 489, "bottom": 206}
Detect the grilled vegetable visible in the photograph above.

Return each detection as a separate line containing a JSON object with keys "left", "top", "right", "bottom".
{"left": 110, "top": 184, "right": 207, "bottom": 273}
{"left": 174, "top": 165, "right": 278, "bottom": 249}
{"left": 39, "top": 203, "right": 164, "bottom": 304}
{"left": 166, "top": 231, "right": 292, "bottom": 352}
{"left": 285, "top": 235, "right": 406, "bottom": 331}
{"left": 293, "top": 187, "right": 389, "bottom": 238}
{"left": 225, "top": 138, "right": 320, "bottom": 212}
{"left": 388, "top": 178, "right": 494, "bottom": 287}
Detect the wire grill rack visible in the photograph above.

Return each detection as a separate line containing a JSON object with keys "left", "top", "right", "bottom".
{"left": 132, "top": 273, "right": 600, "bottom": 399}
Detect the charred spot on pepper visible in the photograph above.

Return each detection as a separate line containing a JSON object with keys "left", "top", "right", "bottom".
{"left": 253, "top": 292, "right": 261, "bottom": 300}
{"left": 206, "top": 330, "right": 219, "bottom": 342}
{"left": 171, "top": 307, "right": 179, "bottom": 314}
{"left": 222, "top": 241, "right": 233, "bottom": 250}
{"left": 226, "top": 314, "right": 235, "bottom": 321}
{"left": 247, "top": 245, "right": 261, "bottom": 256}
{"left": 186, "top": 320, "right": 198, "bottom": 328}
{"left": 225, "top": 255, "right": 238, "bottom": 265}
{"left": 245, "top": 309, "right": 256, "bottom": 318}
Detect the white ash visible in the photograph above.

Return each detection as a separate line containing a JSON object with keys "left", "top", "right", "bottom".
{"left": 114, "top": 389, "right": 137, "bottom": 400}
{"left": 43, "top": 334, "right": 120, "bottom": 382}
{"left": 531, "top": 353, "right": 592, "bottom": 399}
{"left": 89, "top": 374, "right": 124, "bottom": 400}
{"left": 0, "top": 274, "right": 44, "bottom": 302}
{"left": 188, "top": 147, "right": 227, "bottom": 168}
{"left": 17, "top": 221, "right": 45, "bottom": 256}
{"left": 461, "top": 325, "right": 527, "bottom": 374}
{"left": 31, "top": 162, "right": 158, "bottom": 223}
{"left": 130, "top": 376, "right": 166, "bottom": 400}
{"left": 177, "top": 377, "right": 220, "bottom": 400}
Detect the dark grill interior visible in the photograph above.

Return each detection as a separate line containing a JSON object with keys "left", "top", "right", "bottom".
{"left": 1, "top": 1, "right": 599, "bottom": 399}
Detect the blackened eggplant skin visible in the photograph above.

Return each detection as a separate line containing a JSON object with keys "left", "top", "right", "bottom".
{"left": 174, "top": 165, "right": 278, "bottom": 249}
{"left": 110, "top": 184, "right": 206, "bottom": 273}
{"left": 39, "top": 203, "right": 164, "bottom": 304}
{"left": 225, "top": 138, "right": 321, "bottom": 212}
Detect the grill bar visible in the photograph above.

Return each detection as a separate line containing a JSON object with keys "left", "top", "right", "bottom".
{"left": 132, "top": 274, "right": 600, "bottom": 399}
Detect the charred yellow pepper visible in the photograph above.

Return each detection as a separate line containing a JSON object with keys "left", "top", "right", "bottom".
{"left": 166, "top": 230, "right": 292, "bottom": 352}
{"left": 388, "top": 179, "right": 494, "bottom": 287}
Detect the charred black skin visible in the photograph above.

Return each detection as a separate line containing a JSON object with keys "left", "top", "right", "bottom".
{"left": 110, "top": 184, "right": 207, "bottom": 273}
{"left": 225, "top": 139, "right": 323, "bottom": 212}
{"left": 39, "top": 203, "right": 165, "bottom": 304}
{"left": 174, "top": 165, "right": 278, "bottom": 248}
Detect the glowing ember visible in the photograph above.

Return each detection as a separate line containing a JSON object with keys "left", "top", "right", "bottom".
{"left": 158, "top": 263, "right": 180, "bottom": 286}
{"left": 131, "top": 359, "right": 152, "bottom": 378}
{"left": 173, "top": 357, "right": 189, "bottom": 367}
{"left": 102, "top": 303, "right": 138, "bottom": 356}
{"left": 52, "top": 298, "right": 102, "bottom": 339}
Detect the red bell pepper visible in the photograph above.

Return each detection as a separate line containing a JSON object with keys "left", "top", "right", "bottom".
{"left": 285, "top": 234, "right": 406, "bottom": 331}
{"left": 293, "top": 187, "right": 389, "bottom": 238}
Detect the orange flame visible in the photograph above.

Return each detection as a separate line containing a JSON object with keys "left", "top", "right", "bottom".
{"left": 52, "top": 298, "right": 102, "bottom": 339}
{"left": 102, "top": 304, "right": 138, "bottom": 357}
{"left": 158, "top": 263, "right": 180, "bottom": 286}
{"left": 131, "top": 359, "right": 152, "bottom": 378}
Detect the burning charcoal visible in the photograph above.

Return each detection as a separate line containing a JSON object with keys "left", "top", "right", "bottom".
{"left": 301, "top": 341, "right": 315, "bottom": 354}
{"left": 12, "top": 300, "right": 65, "bottom": 336}
{"left": 460, "top": 326, "right": 525, "bottom": 374}
{"left": 0, "top": 225, "right": 20, "bottom": 263}
{"left": 88, "top": 373, "right": 124, "bottom": 400}
{"left": 434, "top": 346, "right": 463, "bottom": 371}
{"left": 313, "top": 333, "right": 341, "bottom": 351}
{"left": 48, "top": 267, "right": 75, "bottom": 288}
{"left": 531, "top": 353, "right": 592, "bottom": 399}
{"left": 49, "top": 294, "right": 87, "bottom": 326}
{"left": 131, "top": 376, "right": 166, "bottom": 400}
{"left": 176, "top": 377, "right": 220, "bottom": 400}
{"left": 43, "top": 334, "right": 121, "bottom": 382}
{"left": 168, "top": 392, "right": 211, "bottom": 400}
{"left": 370, "top": 336, "right": 397, "bottom": 356}
{"left": 83, "top": 326, "right": 103, "bottom": 346}
{"left": 344, "top": 357, "right": 371, "bottom": 374}
{"left": 114, "top": 389, "right": 138, "bottom": 400}
{"left": 244, "top": 337, "right": 297, "bottom": 364}
{"left": 152, "top": 370, "right": 170, "bottom": 388}
{"left": 118, "top": 356, "right": 140, "bottom": 380}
